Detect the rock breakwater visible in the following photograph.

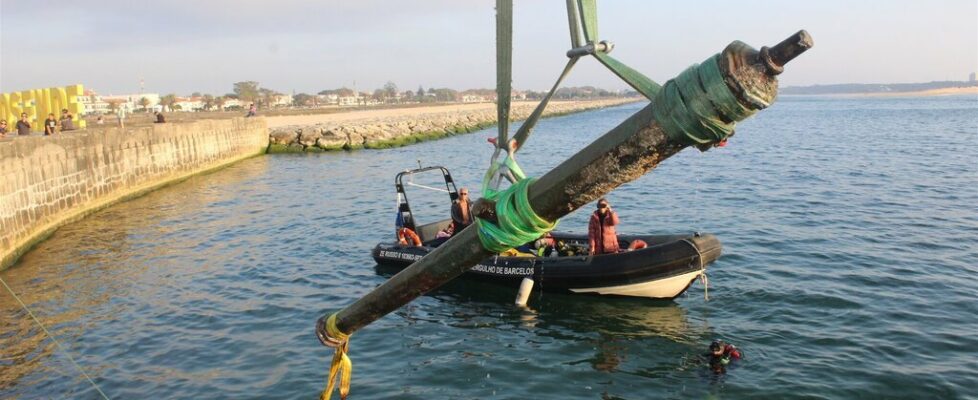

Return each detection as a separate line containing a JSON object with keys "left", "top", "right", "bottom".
{"left": 266, "top": 98, "right": 638, "bottom": 152}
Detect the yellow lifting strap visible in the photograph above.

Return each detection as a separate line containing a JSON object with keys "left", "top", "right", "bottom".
{"left": 320, "top": 314, "right": 353, "bottom": 400}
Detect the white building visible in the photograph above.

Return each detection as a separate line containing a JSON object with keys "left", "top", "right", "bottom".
{"left": 77, "top": 90, "right": 110, "bottom": 115}
{"left": 222, "top": 98, "right": 244, "bottom": 110}
{"left": 100, "top": 96, "right": 134, "bottom": 113}
{"left": 337, "top": 96, "right": 358, "bottom": 106}
{"left": 461, "top": 94, "right": 487, "bottom": 103}
{"left": 173, "top": 97, "right": 205, "bottom": 112}
{"left": 318, "top": 94, "right": 339, "bottom": 105}
{"left": 270, "top": 94, "right": 293, "bottom": 107}
{"left": 101, "top": 93, "right": 161, "bottom": 113}
{"left": 130, "top": 93, "right": 161, "bottom": 111}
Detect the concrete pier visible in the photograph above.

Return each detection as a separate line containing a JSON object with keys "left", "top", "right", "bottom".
{"left": 0, "top": 118, "right": 269, "bottom": 269}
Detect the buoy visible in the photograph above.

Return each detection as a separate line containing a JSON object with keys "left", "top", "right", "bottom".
{"left": 627, "top": 239, "right": 647, "bottom": 251}
{"left": 515, "top": 277, "right": 534, "bottom": 306}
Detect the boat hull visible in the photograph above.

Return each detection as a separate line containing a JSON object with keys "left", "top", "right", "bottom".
{"left": 372, "top": 232, "right": 722, "bottom": 300}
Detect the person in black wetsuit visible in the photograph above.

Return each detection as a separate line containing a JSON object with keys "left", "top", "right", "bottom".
{"left": 706, "top": 339, "right": 742, "bottom": 373}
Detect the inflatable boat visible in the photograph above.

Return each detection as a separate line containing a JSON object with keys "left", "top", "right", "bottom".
{"left": 378, "top": 166, "right": 722, "bottom": 299}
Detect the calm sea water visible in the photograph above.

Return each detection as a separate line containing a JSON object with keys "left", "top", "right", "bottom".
{"left": 2, "top": 96, "right": 977, "bottom": 399}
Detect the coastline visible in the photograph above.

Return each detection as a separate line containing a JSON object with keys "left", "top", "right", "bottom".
{"left": 264, "top": 98, "right": 641, "bottom": 153}
{"left": 781, "top": 86, "right": 978, "bottom": 98}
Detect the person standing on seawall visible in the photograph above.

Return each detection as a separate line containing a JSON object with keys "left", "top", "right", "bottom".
{"left": 588, "top": 198, "right": 620, "bottom": 255}
{"left": 44, "top": 113, "right": 58, "bottom": 135}
{"left": 16, "top": 113, "right": 32, "bottom": 135}
{"left": 117, "top": 107, "right": 127, "bottom": 129}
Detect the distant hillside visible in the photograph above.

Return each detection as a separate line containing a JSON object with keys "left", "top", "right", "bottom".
{"left": 780, "top": 80, "right": 978, "bottom": 95}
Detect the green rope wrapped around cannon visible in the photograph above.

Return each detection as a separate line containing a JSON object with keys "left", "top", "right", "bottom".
{"left": 476, "top": 177, "right": 558, "bottom": 253}
{"left": 653, "top": 54, "right": 771, "bottom": 147}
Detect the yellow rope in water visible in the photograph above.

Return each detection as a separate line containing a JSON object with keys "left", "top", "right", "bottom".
{"left": 320, "top": 313, "right": 352, "bottom": 400}
{"left": 0, "top": 276, "right": 111, "bottom": 400}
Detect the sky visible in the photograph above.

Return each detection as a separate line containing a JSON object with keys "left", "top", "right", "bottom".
{"left": 1, "top": 0, "right": 976, "bottom": 96}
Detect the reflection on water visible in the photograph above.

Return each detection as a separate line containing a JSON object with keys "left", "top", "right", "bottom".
{"left": 535, "top": 296, "right": 699, "bottom": 341}
{"left": 379, "top": 264, "right": 705, "bottom": 342}
{"left": 1, "top": 157, "right": 270, "bottom": 396}
{"left": 0, "top": 298, "right": 57, "bottom": 392}
{"left": 0, "top": 218, "right": 140, "bottom": 393}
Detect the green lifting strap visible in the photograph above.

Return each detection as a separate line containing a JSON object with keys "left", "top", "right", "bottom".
{"left": 565, "top": 0, "right": 583, "bottom": 48}
{"left": 593, "top": 52, "right": 662, "bottom": 100}
{"left": 577, "top": 0, "right": 598, "bottom": 43}
{"left": 511, "top": 57, "right": 578, "bottom": 150}
{"left": 478, "top": 140, "right": 557, "bottom": 253}
{"left": 512, "top": 0, "right": 663, "bottom": 151}
{"left": 476, "top": 178, "right": 558, "bottom": 253}
{"left": 574, "top": 0, "right": 661, "bottom": 100}
{"left": 481, "top": 0, "right": 679, "bottom": 253}
{"left": 481, "top": 150, "right": 526, "bottom": 201}
{"left": 496, "top": 0, "right": 513, "bottom": 147}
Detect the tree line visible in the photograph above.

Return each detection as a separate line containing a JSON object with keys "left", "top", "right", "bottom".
{"left": 123, "top": 81, "right": 636, "bottom": 111}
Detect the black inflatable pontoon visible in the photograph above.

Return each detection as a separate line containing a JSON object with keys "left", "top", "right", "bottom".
{"left": 378, "top": 166, "right": 722, "bottom": 299}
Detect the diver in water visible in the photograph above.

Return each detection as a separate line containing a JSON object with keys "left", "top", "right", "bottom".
{"left": 706, "top": 339, "right": 741, "bottom": 373}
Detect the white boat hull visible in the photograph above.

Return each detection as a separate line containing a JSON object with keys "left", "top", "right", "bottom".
{"left": 569, "top": 269, "right": 704, "bottom": 299}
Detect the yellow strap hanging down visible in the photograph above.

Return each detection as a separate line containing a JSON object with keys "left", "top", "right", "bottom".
{"left": 320, "top": 314, "right": 352, "bottom": 400}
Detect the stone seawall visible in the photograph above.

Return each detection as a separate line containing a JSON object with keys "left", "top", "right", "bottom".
{"left": 267, "top": 98, "right": 639, "bottom": 152}
{"left": 0, "top": 118, "right": 269, "bottom": 269}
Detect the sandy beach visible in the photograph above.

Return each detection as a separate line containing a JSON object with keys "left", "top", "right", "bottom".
{"left": 784, "top": 86, "right": 978, "bottom": 98}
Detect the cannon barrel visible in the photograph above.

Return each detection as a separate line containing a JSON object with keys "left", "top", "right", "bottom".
{"left": 318, "top": 30, "right": 813, "bottom": 340}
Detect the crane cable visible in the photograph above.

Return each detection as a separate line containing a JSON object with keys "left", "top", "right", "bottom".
{"left": 477, "top": 0, "right": 664, "bottom": 253}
